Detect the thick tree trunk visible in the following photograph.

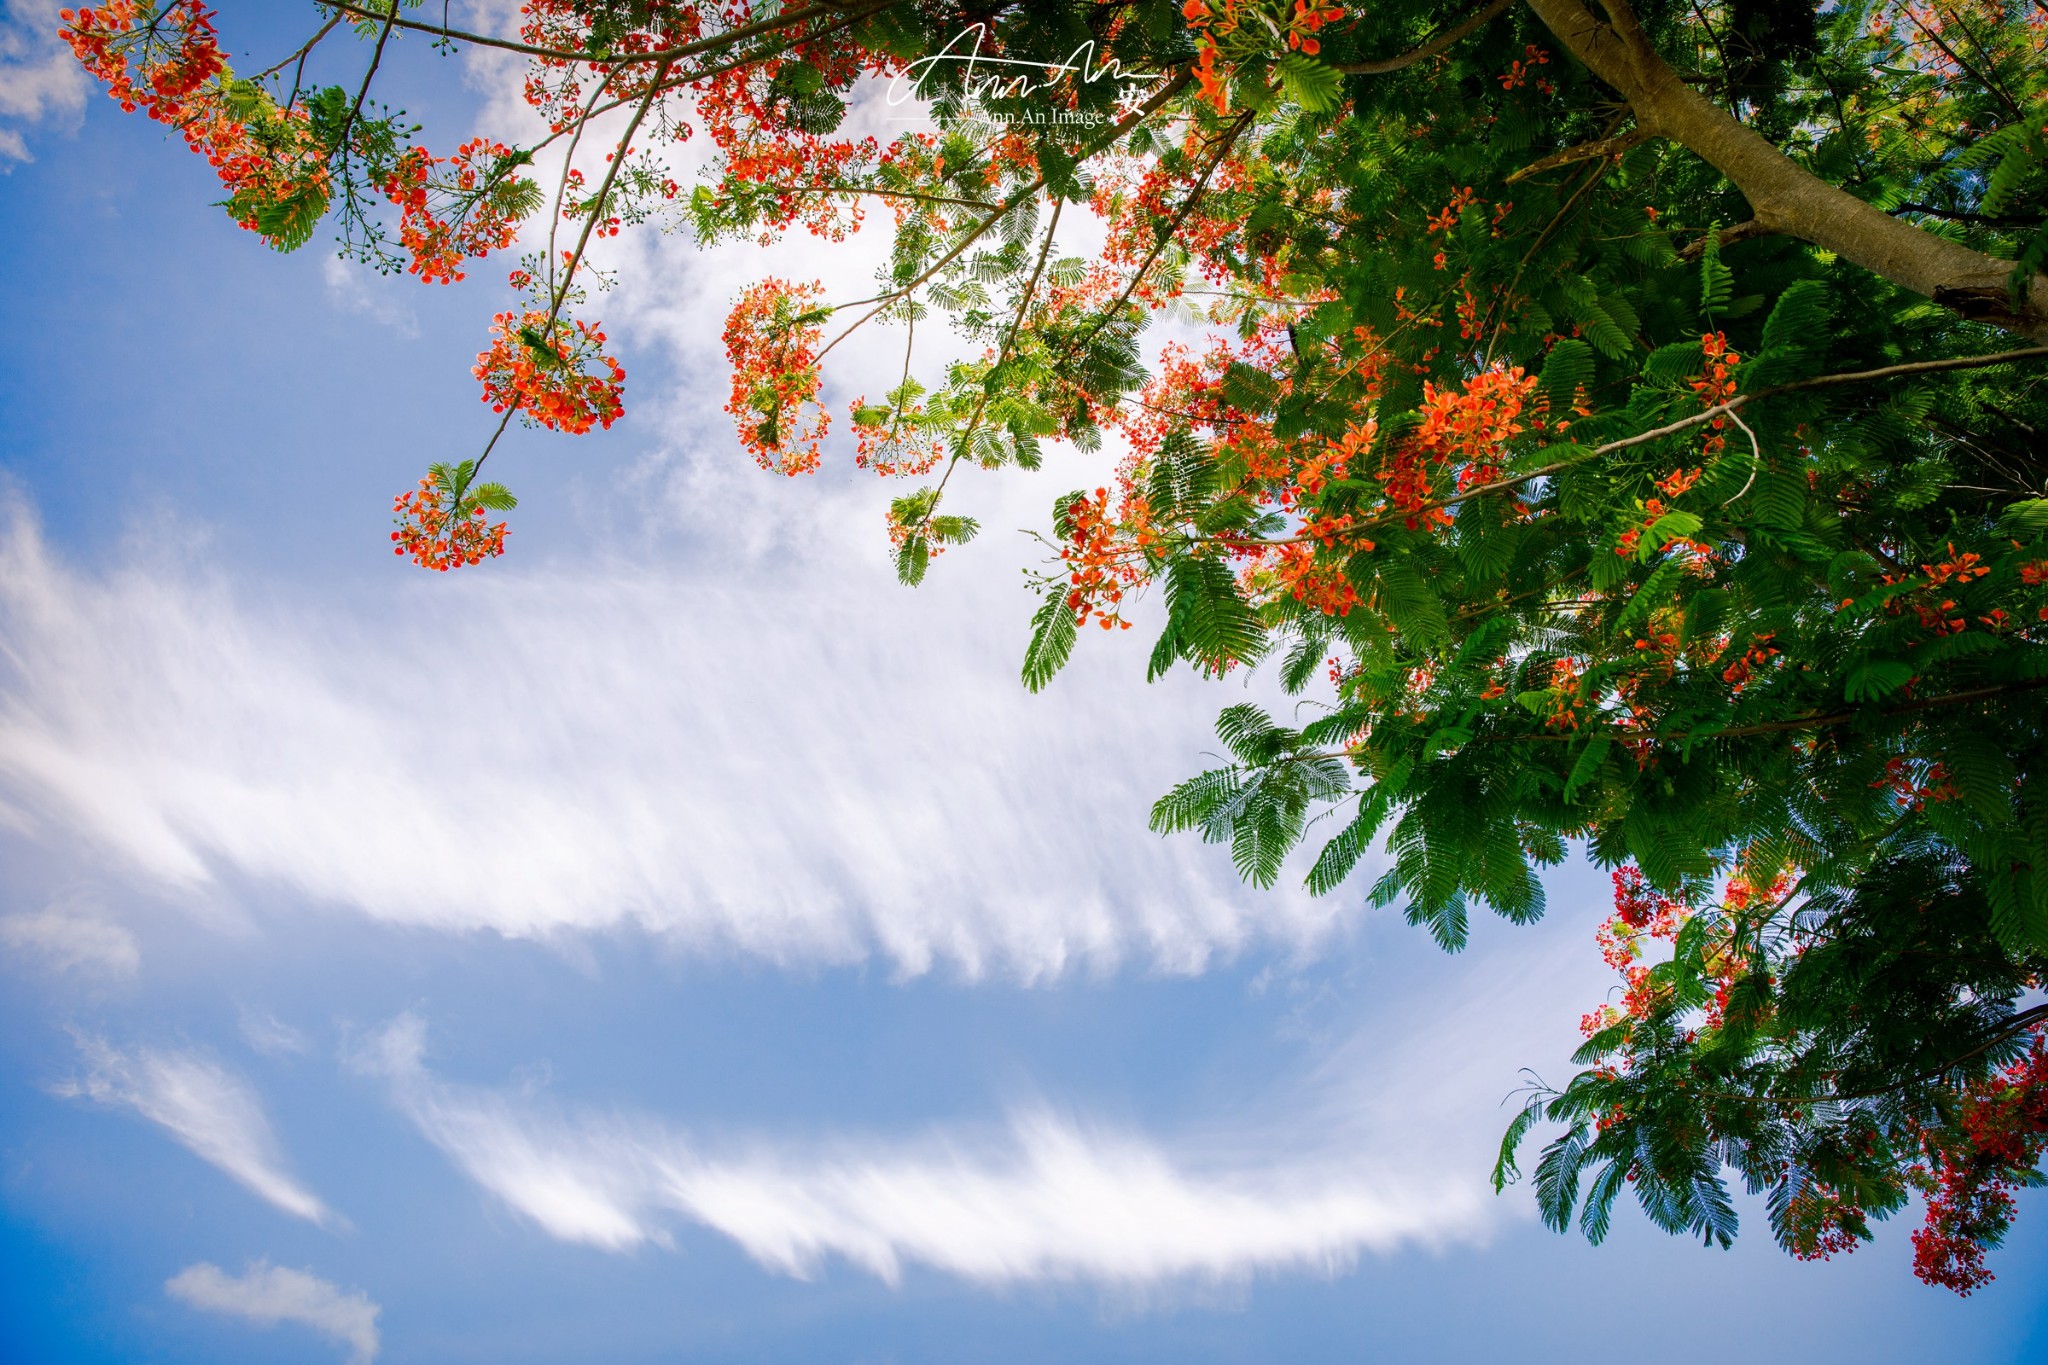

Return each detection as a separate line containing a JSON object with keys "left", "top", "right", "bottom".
{"left": 1523, "top": 0, "right": 2048, "bottom": 340}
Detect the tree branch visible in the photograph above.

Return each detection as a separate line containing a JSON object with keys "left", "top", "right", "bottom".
{"left": 1523, "top": 0, "right": 2048, "bottom": 338}
{"left": 1236, "top": 344, "right": 2048, "bottom": 547}
{"left": 1332, "top": 0, "right": 1518, "bottom": 75}
{"left": 319, "top": 1, "right": 891, "bottom": 67}
{"left": 1697, "top": 1002, "right": 2048, "bottom": 1108}
{"left": 1675, "top": 217, "right": 1772, "bottom": 261}
{"left": 1506, "top": 127, "right": 1651, "bottom": 183}
{"left": 475, "top": 58, "right": 673, "bottom": 475}
{"left": 1055, "top": 109, "right": 1254, "bottom": 367}
{"left": 814, "top": 68, "right": 1193, "bottom": 365}
{"left": 1265, "top": 675, "right": 2048, "bottom": 772}
{"left": 1889, "top": 202, "right": 2046, "bottom": 231}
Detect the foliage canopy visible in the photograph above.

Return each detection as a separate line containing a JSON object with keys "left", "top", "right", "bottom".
{"left": 62, "top": 0, "right": 2048, "bottom": 1292}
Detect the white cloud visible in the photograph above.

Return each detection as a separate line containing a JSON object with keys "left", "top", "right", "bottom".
{"left": 0, "top": 893, "right": 138, "bottom": 978}
{"left": 0, "top": 27, "right": 1362, "bottom": 981}
{"left": 166, "top": 1260, "right": 380, "bottom": 1365}
{"left": 0, "top": 502, "right": 1358, "bottom": 980}
{"left": 56, "top": 1035, "right": 339, "bottom": 1227}
{"left": 354, "top": 1013, "right": 1503, "bottom": 1285}
{"left": 238, "top": 1006, "right": 311, "bottom": 1058}
{"left": 0, "top": 1, "right": 88, "bottom": 167}
{"left": 321, "top": 256, "right": 420, "bottom": 337}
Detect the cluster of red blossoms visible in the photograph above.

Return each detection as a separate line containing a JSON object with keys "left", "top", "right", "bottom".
{"left": 1580, "top": 852, "right": 2048, "bottom": 1290}
{"left": 61, "top": 2, "right": 223, "bottom": 117}
{"left": 1184, "top": 0, "right": 1346, "bottom": 112}
{"left": 1872, "top": 755, "right": 1961, "bottom": 811}
{"left": 848, "top": 401, "right": 944, "bottom": 479}
{"left": 722, "top": 278, "right": 831, "bottom": 476}
{"left": 1692, "top": 331, "right": 1744, "bottom": 457}
{"left": 1268, "top": 542, "right": 1361, "bottom": 616}
{"left": 61, "top": 1, "right": 331, "bottom": 246}
{"left": 1500, "top": 43, "right": 1553, "bottom": 92}
{"left": 390, "top": 479, "right": 509, "bottom": 571}
{"left": 474, "top": 309, "right": 626, "bottom": 435}
{"left": 1579, "top": 866, "right": 1719, "bottom": 1040}
{"left": 1379, "top": 364, "right": 1548, "bottom": 529}
{"left": 382, "top": 139, "right": 532, "bottom": 284}
{"left": 1911, "top": 1040, "right": 2048, "bottom": 1293}
{"left": 1062, "top": 485, "right": 1153, "bottom": 631}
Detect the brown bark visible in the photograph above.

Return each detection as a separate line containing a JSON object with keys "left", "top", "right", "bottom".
{"left": 1523, "top": 0, "right": 2048, "bottom": 340}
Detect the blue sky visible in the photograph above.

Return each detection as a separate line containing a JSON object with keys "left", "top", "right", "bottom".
{"left": 0, "top": 3, "right": 2044, "bottom": 1361}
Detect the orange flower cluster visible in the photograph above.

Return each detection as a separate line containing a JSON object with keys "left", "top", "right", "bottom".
{"left": 1615, "top": 481, "right": 1718, "bottom": 563}
{"left": 722, "top": 278, "right": 830, "bottom": 476}
{"left": 1581, "top": 860, "right": 1799, "bottom": 1044}
{"left": 2019, "top": 560, "right": 2048, "bottom": 622}
{"left": 1719, "top": 633, "right": 1780, "bottom": 692}
{"left": 1875, "top": 545, "right": 1997, "bottom": 640}
{"left": 1092, "top": 129, "right": 1270, "bottom": 297}
{"left": 1425, "top": 186, "right": 1477, "bottom": 235}
{"left": 61, "top": 2, "right": 222, "bottom": 114}
{"left": 1873, "top": 756, "right": 1960, "bottom": 811}
{"left": 1921, "top": 544, "right": 1990, "bottom": 588}
{"left": 1423, "top": 365, "right": 1543, "bottom": 489}
{"left": 1183, "top": 0, "right": 1345, "bottom": 112}
{"left": 390, "top": 478, "right": 509, "bottom": 571}
{"left": 1911, "top": 1039, "right": 2048, "bottom": 1294}
{"left": 1183, "top": 0, "right": 1237, "bottom": 113}
{"left": 1062, "top": 486, "right": 1152, "bottom": 630}
{"left": 1632, "top": 619, "right": 1681, "bottom": 664}
{"left": 1298, "top": 423, "right": 1369, "bottom": 497}
{"left": 62, "top": 2, "right": 331, "bottom": 247}
{"left": 1655, "top": 465, "right": 1703, "bottom": 498}
{"left": 1583, "top": 868, "right": 1689, "bottom": 1027}
{"left": 1285, "top": 1, "right": 1346, "bottom": 53}
{"left": 1376, "top": 365, "right": 1545, "bottom": 530}
{"left": 1499, "top": 44, "right": 1552, "bottom": 92}
{"left": 849, "top": 400, "right": 944, "bottom": 478}
{"left": 1543, "top": 656, "right": 1586, "bottom": 730}
{"left": 1783, "top": 1183, "right": 1868, "bottom": 1262}
{"left": 1692, "top": 331, "right": 1744, "bottom": 457}
{"left": 694, "top": 30, "right": 890, "bottom": 242}
{"left": 473, "top": 310, "right": 626, "bottom": 434}
{"left": 382, "top": 139, "right": 532, "bottom": 284}
{"left": 1270, "top": 543, "right": 1360, "bottom": 616}
{"left": 1720, "top": 864, "right": 1792, "bottom": 914}
{"left": 1107, "top": 327, "right": 1298, "bottom": 463}
{"left": 518, "top": 0, "right": 712, "bottom": 133}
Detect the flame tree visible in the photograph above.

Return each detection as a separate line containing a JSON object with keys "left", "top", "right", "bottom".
{"left": 62, "top": 0, "right": 2048, "bottom": 1290}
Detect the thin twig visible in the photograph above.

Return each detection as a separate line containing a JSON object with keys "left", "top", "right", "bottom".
{"left": 475, "top": 59, "right": 674, "bottom": 476}
{"left": 1506, "top": 128, "right": 1650, "bottom": 183}
{"left": 1695, "top": 1003, "right": 2048, "bottom": 1107}
{"left": 1332, "top": 0, "right": 1518, "bottom": 75}
{"left": 1240, "top": 344, "right": 2048, "bottom": 546}
{"left": 813, "top": 68, "right": 1193, "bottom": 365}
{"left": 907, "top": 197, "right": 1070, "bottom": 534}
{"left": 256, "top": 14, "right": 341, "bottom": 80}
{"left": 1482, "top": 144, "right": 1622, "bottom": 363}
{"left": 318, "top": 0, "right": 892, "bottom": 68}
{"left": 332, "top": 1, "right": 402, "bottom": 161}
{"left": 1055, "top": 109, "right": 1254, "bottom": 368}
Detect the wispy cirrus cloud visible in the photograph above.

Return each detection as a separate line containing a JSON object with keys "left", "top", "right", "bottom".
{"left": 0, "top": 504, "right": 1354, "bottom": 979}
{"left": 167, "top": 1260, "right": 380, "bottom": 1365}
{"left": 352, "top": 1013, "right": 1501, "bottom": 1285}
{"left": 237, "top": 1006, "right": 312, "bottom": 1058}
{"left": 0, "top": 892, "right": 138, "bottom": 978}
{"left": 56, "top": 1034, "right": 338, "bottom": 1227}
